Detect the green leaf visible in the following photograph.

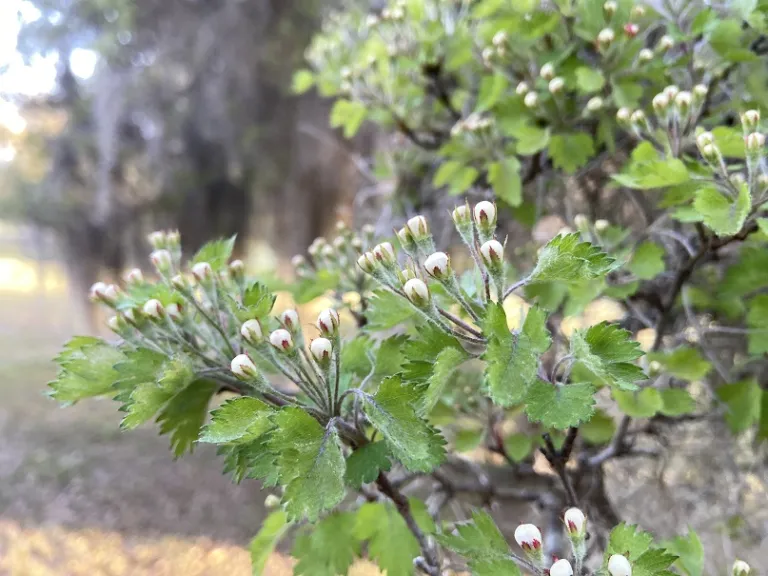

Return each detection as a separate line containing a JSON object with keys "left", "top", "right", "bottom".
{"left": 549, "top": 132, "right": 595, "bottom": 173}
{"left": 732, "top": 0, "right": 757, "bottom": 19}
{"left": 293, "top": 512, "right": 360, "bottom": 576}
{"left": 720, "top": 247, "right": 768, "bottom": 298}
{"left": 341, "top": 335, "right": 374, "bottom": 378}
{"left": 571, "top": 322, "right": 645, "bottom": 390}
{"left": 437, "top": 510, "right": 521, "bottom": 576}
{"left": 513, "top": 125, "right": 550, "bottom": 155}
{"left": 366, "top": 289, "right": 416, "bottom": 331}
{"left": 693, "top": 184, "right": 751, "bottom": 237}
{"left": 633, "top": 549, "right": 679, "bottom": 576}
{"left": 529, "top": 234, "right": 617, "bottom": 284}
{"left": 269, "top": 408, "right": 346, "bottom": 521}
{"left": 250, "top": 510, "right": 291, "bottom": 575}
{"left": 292, "top": 69, "right": 315, "bottom": 94}
{"left": 403, "top": 325, "right": 466, "bottom": 383}
{"left": 199, "top": 397, "right": 273, "bottom": 444}
{"left": 449, "top": 165, "right": 480, "bottom": 195}
{"left": 716, "top": 379, "right": 762, "bottom": 433}
{"left": 363, "top": 376, "right": 446, "bottom": 472}
{"left": 758, "top": 391, "right": 768, "bottom": 442}
{"left": 156, "top": 380, "right": 218, "bottom": 457}
{"left": 454, "top": 428, "right": 484, "bottom": 452}
{"left": 219, "top": 435, "right": 278, "bottom": 486}
{"left": 476, "top": 72, "right": 509, "bottom": 112}
{"left": 49, "top": 337, "right": 124, "bottom": 404}
{"left": 345, "top": 442, "right": 392, "bottom": 488}
{"left": 329, "top": 99, "right": 367, "bottom": 138}
{"left": 664, "top": 529, "right": 703, "bottom": 576}
{"left": 581, "top": 409, "right": 616, "bottom": 444}
{"left": 746, "top": 295, "right": 768, "bottom": 355}
{"left": 575, "top": 67, "right": 605, "bottom": 93}
{"left": 712, "top": 127, "right": 747, "bottom": 159}
{"left": 483, "top": 304, "right": 551, "bottom": 406}
{"left": 614, "top": 388, "right": 663, "bottom": 418}
{"left": 613, "top": 156, "right": 689, "bottom": 190}
{"left": 647, "top": 347, "right": 712, "bottom": 381}
{"left": 488, "top": 157, "right": 522, "bottom": 207}
{"left": 422, "top": 347, "right": 467, "bottom": 414}
{"left": 605, "top": 523, "right": 654, "bottom": 562}
{"left": 355, "top": 502, "right": 420, "bottom": 576}
{"left": 372, "top": 335, "right": 408, "bottom": 384}
{"left": 525, "top": 380, "right": 596, "bottom": 429}
{"left": 503, "top": 433, "right": 534, "bottom": 462}
{"left": 238, "top": 282, "right": 276, "bottom": 320}
{"left": 629, "top": 242, "right": 665, "bottom": 280}
{"left": 192, "top": 236, "right": 236, "bottom": 269}
{"left": 659, "top": 389, "right": 697, "bottom": 416}
{"left": 434, "top": 160, "right": 465, "bottom": 188}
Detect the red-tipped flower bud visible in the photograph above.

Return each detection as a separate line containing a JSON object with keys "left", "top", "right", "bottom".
{"left": 742, "top": 110, "right": 760, "bottom": 132}
{"left": 89, "top": 281, "right": 108, "bottom": 302}
{"left": 167, "top": 302, "right": 183, "bottom": 321}
{"left": 269, "top": 329, "right": 294, "bottom": 352}
{"left": 310, "top": 337, "right": 333, "bottom": 366}
{"left": 564, "top": 507, "right": 587, "bottom": 537}
{"left": 624, "top": 23, "right": 639, "bottom": 37}
{"left": 143, "top": 299, "right": 165, "bottom": 319}
{"left": 280, "top": 309, "right": 300, "bottom": 333}
{"left": 373, "top": 242, "right": 397, "bottom": 266}
{"left": 424, "top": 252, "right": 451, "bottom": 280}
{"left": 474, "top": 201, "right": 497, "bottom": 229}
{"left": 150, "top": 249, "right": 172, "bottom": 273}
{"left": 480, "top": 239, "right": 504, "bottom": 268}
{"left": 231, "top": 354, "right": 258, "bottom": 380}
{"left": 192, "top": 262, "right": 213, "bottom": 283}
{"left": 514, "top": 524, "right": 542, "bottom": 552}
{"left": 124, "top": 268, "right": 144, "bottom": 285}
{"left": 317, "top": 308, "right": 340, "bottom": 337}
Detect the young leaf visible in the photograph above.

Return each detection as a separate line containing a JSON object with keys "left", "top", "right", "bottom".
{"left": 604, "top": 523, "right": 654, "bottom": 562}
{"left": 613, "top": 388, "right": 663, "bottom": 418}
{"left": 476, "top": 72, "right": 509, "bottom": 112}
{"left": 629, "top": 242, "right": 665, "bottom": 280}
{"left": 529, "top": 234, "right": 617, "bottom": 284}
{"left": 250, "top": 510, "right": 292, "bottom": 575}
{"left": 421, "top": 346, "right": 467, "bottom": 414}
{"left": 483, "top": 304, "right": 551, "bottom": 406}
{"left": 575, "top": 67, "right": 605, "bottom": 93}
{"left": 524, "top": 380, "right": 596, "bottom": 429}
{"left": 372, "top": 335, "right": 408, "bottom": 384}
{"left": 503, "top": 433, "right": 534, "bottom": 462}
{"left": 663, "top": 529, "right": 703, "bottom": 576}
{"left": 329, "top": 98, "right": 367, "bottom": 138}
{"left": 355, "top": 502, "right": 420, "bottom": 576}
{"left": 293, "top": 512, "right": 360, "bottom": 576}
{"left": 716, "top": 379, "right": 762, "bottom": 433}
{"left": 219, "top": 435, "right": 278, "bottom": 486}
{"left": 437, "top": 510, "right": 521, "bottom": 576}
{"left": 344, "top": 441, "right": 392, "bottom": 489}
{"left": 746, "top": 295, "right": 768, "bottom": 355}
{"left": 548, "top": 132, "right": 595, "bottom": 173}
{"left": 488, "top": 157, "right": 522, "bottom": 207}
{"left": 233, "top": 281, "right": 276, "bottom": 320}
{"left": 291, "top": 69, "right": 315, "bottom": 94}
{"left": 570, "top": 322, "right": 645, "bottom": 390}
{"left": 363, "top": 375, "right": 446, "bottom": 472}
{"left": 647, "top": 347, "right": 711, "bottom": 381}
{"left": 192, "top": 236, "right": 236, "bottom": 269}
{"left": 659, "top": 389, "right": 696, "bottom": 416}
{"left": 269, "top": 408, "right": 346, "bottom": 521}
{"left": 365, "top": 289, "right": 416, "bottom": 331}
{"left": 156, "top": 379, "right": 218, "bottom": 457}
{"left": 693, "top": 184, "right": 751, "bottom": 237}
{"left": 49, "top": 337, "right": 124, "bottom": 404}
{"left": 403, "top": 324, "right": 466, "bottom": 383}
{"left": 633, "top": 549, "right": 679, "bottom": 576}
{"left": 199, "top": 397, "right": 273, "bottom": 444}
{"left": 581, "top": 409, "right": 616, "bottom": 444}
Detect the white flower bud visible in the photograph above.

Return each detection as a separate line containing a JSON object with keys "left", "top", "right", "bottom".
{"left": 540, "top": 62, "right": 555, "bottom": 80}
{"left": 89, "top": 281, "right": 108, "bottom": 301}
{"left": 452, "top": 203, "right": 472, "bottom": 227}
{"left": 143, "top": 299, "right": 165, "bottom": 319}
{"left": 732, "top": 560, "right": 750, "bottom": 576}
{"left": 595, "top": 219, "right": 610, "bottom": 232}
{"left": 701, "top": 143, "right": 719, "bottom": 162}
{"left": 317, "top": 308, "right": 340, "bottom": 337}
{"left": 747, "top": 132, "right": 765, "bottom": 151}
{"left": 351, "top": 237, "right": 363, "bottom": 251}
{"left": 269, "top": 328, "right": 294, "bottom": 352}
{"left": 357, "top": 252, "right": 377, "bottom": 274}
{"left": 551, "top": 559, "right": 574, "bottom": 576}
{"left": 492, "top": 31, "right": 508, "bottom": 47}
{"left": 657, "top": 35, "right": 674, "bottom": 52}
{"left": 631, "top": 5, "right": 646, "bottom": 18}
{"left": 101, "top": 284, "right": 119, "bottom": 303}
{"left": 406, "top": 215, "right": 429, "bottom": 241}
{"left": 396, "top": 226, "right": 417, "bottom": 252}
{"left": 524, "top": 92, "right": 538, "bottom": 108}
{"left": 424, "top": 252, "right": 451, "bottom": 280}
{"left": 586, "top": 96, "right": 604, "bottom": 112}
{"left": 574, "top": 214, "right": 588, "bottom": 229}
{"left": 147, "top": 231, "right": 166, "bottom": 249}
{"left": 264, "top": 494, "right": 281, "bottom": 509}
{"left": 310, "top": 337, "right": 333, "bottom": 365}
{"left": 696, "top": 131, "right": 714, "bottom": 149}
{"left": 548, "top": 77, "right": 565, "bottom": 94}
{"left": 150, "top": 249, "right": 172, "bottom": 272}
{"left": 291, "top": 254, "right": 306, "bottom": 268}
{"left": 597, "top": 28, "right": 615, "bottom": 48}
{"left": 241, "top": 319, "right": 264, "bottom": 344}
{"left": 231, "top": 354, "right": 258, "bottom": 380}
{"left": 308, "top": 237, "right": 326, "bottom": 257}
{"left": 332, "top": 236, "right": 346, "bottom": 251}
{"left": 229, "top": 259, "right": 245, "bottom": 278}
{"left": 608, "top": 555, "right": 632, "bottom": 576}
{"left": 514, "top": 523, "right": 542, "bottom": 552}
{"left": 693, "top": 84, "right": 708, "bottom": 99}
{"left": 742, "top": 110, "right": 760, "bottom": 132}
{"left": 564, "top": 507, "right": 586, "bottom": 537}
{"left": 373, "top": 242, "right": 397, "bottom": 265}
{"left": 473, "top": 201, "right": 497, "bottom": 229}
{"left": 280, "top": 309, "right": 300, "bottom": 332}
{"left": 320, "top": 243, "right": 335, "bottom": 259}
{"left": 603, "top": 0, "right": 617, "bottom": 17}
{"left": 652, "top": 93, "right": 669, "bottom": 115}
{"left": 663, "top": 85, "right": 680, "bottom": 101}
{"left": 107, "top": 316, "right": 121, "bottom": 332}
{"left": 617, "top": 107, "right": 632, "bottom": 124}
{"left": 171, "top": 274, "right": 186, "bottom": 290}
{"left": 638, "top": 48, "right": 653, "bottom": 62}
{"left": 630, "top": 110, "right": 647, "bottom": 129}
{"left": 648, "top": 360, "right": 662, "bottom": 374}
{"left": 166, "top": 229, "right": 180, "bottom": 247}
{"left": 361, "top": 223, "right": 375, "bottom": 240}
{"left": 403, "top": 278, "right": 430, "bottom": 307}
{"left": 400, "top": 268, "right": 416, "bottom": 282}
{"left": 192, "top": 262, "right": 213, "bottom": 283}
{"left": 516, "top": 81, "right": 530, "bottom": 96}
{"left": 480, "top": 239, "right": 504, "bottom": 268}
{"left": 481, "top": 47, "right": 495, "bottom": 66}
{"left": 167, "top": 302, "right": 183, "bottom": 321}
{"left": 124, "top": 268, "right": 144, "bottom": 285}
{"left": 675, "top": 91, "right": 692, "bottom": 110}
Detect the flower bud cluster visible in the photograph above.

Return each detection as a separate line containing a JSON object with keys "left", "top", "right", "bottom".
{"left": 451, "top": 113, "right": 493, "bottom": 137}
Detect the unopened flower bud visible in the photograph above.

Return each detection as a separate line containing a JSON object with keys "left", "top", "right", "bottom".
{"left": 280, "top": 309, "right": 300, "bottom": 332}
{"left": 693, "top": 84, "right": 708, "bottom": 102}
{"left": 403, "top": 278, "right": 430, "bottom": 307}
{"left": 150, "top": 249, "right": 173, "bottom": 273}
{"left": 597, "top": 28, "right": 615, "bottom": 50}
{"left": 516, "top": 81, "right": 530, "bottom": 96}
{"left": 171, "top": 274, "right": 186, "bottom": 290}
{"left": 524, "top": 92, "right": 538, "bottom": 108}
{"left": 308, "top": 237, "right": 326, "bottom": 257}
{"left": 361, "top": 223, "right": 375, "bottom": 241}
{"left": 603, "top": 0, "right": 617, "bottom": 19}
{"left": 452, "top": 203, "right": 472, "bottom": 228}
{"left": 574, "top": 214, "right": 588, "bottom": 229}
{"left": 652, "top": 93, "right": 669, "bottom": 116}
{"left": 473, "top": 201, "right": 497, "bottom": 229}
{"left": 107, "top": 316, "right": 122, "bottom": 332}
{"left": 631, "top": 5, "right": 646, "bottom": 18}
{"left": 373, "top": 242, "right": 397, "bottom": 266}
{"left": 269, "top": 329, "right": 294, "bottom": 352}
{"left": 192, "top": 262, "right": 213, "bottom": 283}
{"left": 514, "top": 523, "right": 542, "bottom": 552}
{"left": 124, "top": 268, "right": 144, "bottom": 285}
{"left": 551, "top": 559, "right": 574, "bottom": 576}
{"left": 595, "top": 219, "right": 610, "bottom": 232}
{"left": 648, "top": 360, "right": 662, "bottom": 375}
{"left": 143, "top": 299, "right": 165, "bottom": 319}
{"left": 241, "top": 319, "right": 264, "bottom": 344}
{"left": 638, "top": 48, "right": 653, "bottom": 63}
{"left": 167, "top": 302, "right": 183, "bottom": 321}
{"left": 480, "top": 239, "right": 504, "bottom": 269}
{"left": 675, "top": 91, "right": 692, "bottom": 116}
{"left": 264, "top": 494, "right": 281, "bottom": 509}
{"left": 358, "top": 252, "right": 377, "bottom": 274}
{"left": 548, "top": 77, "right": 565, "bottom": 94}
{"left": 424, "top": 252, "right": 451, "bottom": 280}
{"left": 757, "top": 173, "right": 768, "bottom": 191}
{"left": 317, "top": 308, "right": 340, "bottom": 337}
{"left": 332, "top": 236, "right": 346, "bottom": 251}
{"left": 406, "top": 215, "right": 429, "bottom": 241}
{"left": 657, "top": 35, "right": 674, "bottom": 52}
{"left": 730, "top": 173, "right": 745, "bottom": 187}
{"left": 492, "top": 31, "right": 508, "bottom": 47}
{"left": 631, "top": 110, "right": 650, "bottom": 133}
{"left": 351, "top": 237, "right": 363, "bottom": 251}
{"left": 396, "top": 226, "right": 417, "bottom": 253}
{"left": 746, "top": 132, "right": 765, "bottom": 152}
{"left": 663, "top": 85, "right": 679, "bottom": 101}
{"left": 586, "top": 96, "right": 603, "bottom": 112}
{"left": 482, "top": 47, "right": 494, "bottom": 66}
{"left": 291, "top": 255, "right": 306, "bottom": 269}
{"left": 166, "top": 229, "right": 180, "bottom": 248}
{"left": 231, "top": 354, "right": 258, "bottom": 380}
{"left": 742, "top": 109, "right": 760, "bottom": 132}
{"left": 89, "top": 281, "right": 108, "bottom": 302}
{"left": 700, "top": 143, "right": 720, "bottom": 163}
{"left": 608, "top": 555, "right": 632, "bottom": 576}
{"left": 310, "top": 337, "right": 333, "bottom": 366}
{"left": 732, "top": 560, "right": 750, "bottom": 576}
{"left": 400, "top": 268, "right": 416, "bottom": 282}
{"left": 624, "top": 23, "right": 639, "bottom": 37}
{"left": 696, "top": 131, "right": 714, "bottom": 149}
{"left": 540, "top": 62, "right": 555, "bottom": 81}
{"left": 617, "top": 107, "right": 632, "bottom": 125}
{"left": 320, "top": 243, "right": 335, "bottom": 259}
{"left": 229, "top": 259, "right": 245, "bottom": 279}
{"left": 147, "top": 231, "right": 166, "bottom": 249}
{"left": 564, "top": 507, "right": 587, "bottom": 537}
